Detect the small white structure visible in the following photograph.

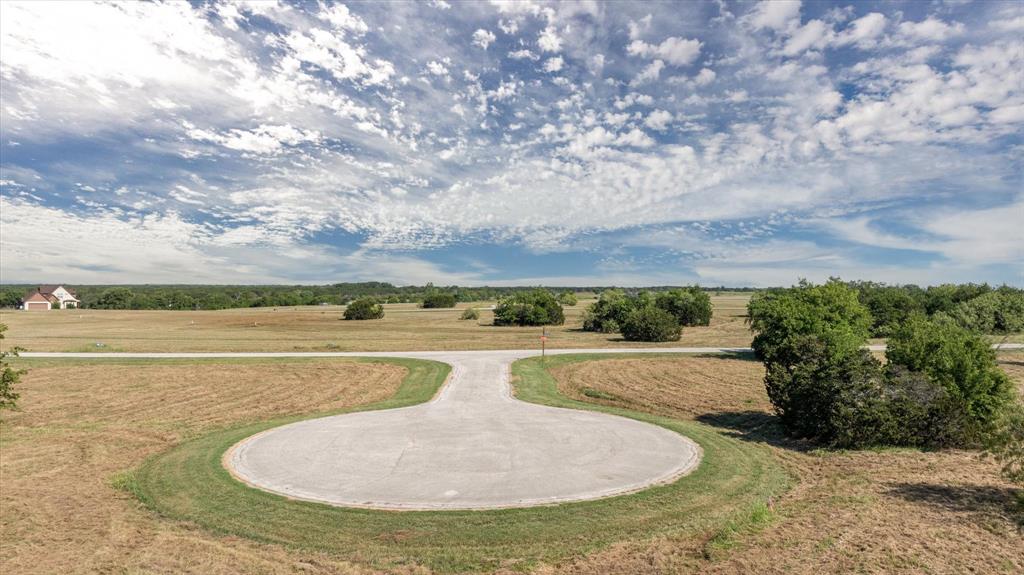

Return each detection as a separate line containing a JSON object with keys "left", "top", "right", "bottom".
{"left": 22, "top": 285, "right": 80, "bottom": 310}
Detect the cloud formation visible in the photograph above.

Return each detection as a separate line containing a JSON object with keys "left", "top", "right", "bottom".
{"left": 0, "top": 0, "right": 1021, "bottom": 286}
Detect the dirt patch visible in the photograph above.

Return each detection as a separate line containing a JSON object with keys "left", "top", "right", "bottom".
{"left": 546, "top": 355, "right": 1024, "bottom": 574}
{"left": 0, "top": 360, "right": 408, "bottom": 575}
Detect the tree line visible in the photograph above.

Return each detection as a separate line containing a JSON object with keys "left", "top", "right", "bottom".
{"left": 0, "top": 283, "right": 735, "bottom": 311}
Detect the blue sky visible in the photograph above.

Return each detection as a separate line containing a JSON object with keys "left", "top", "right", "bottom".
{"left": 0, "top": 0, "right": 1021, "bottom": 287}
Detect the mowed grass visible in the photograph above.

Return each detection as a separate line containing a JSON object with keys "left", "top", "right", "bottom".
{"left": 0, "top": 293, "right": 755, "bottom": 352}
{"left": 117, "top": 353, "right": 787, "bottom": 573}
{"left": 543, "top": 354, "right": 1024, "bottom": 574}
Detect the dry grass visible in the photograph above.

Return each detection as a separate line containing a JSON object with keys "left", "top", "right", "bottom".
{"left": 0, "top": 294, "right": 754, "bottom": 352}
{"left": 545, "top": 354, "right": 1024, "bottom": 574}
{"left": 0, "top": 359, "right": 409, "bottom": 575}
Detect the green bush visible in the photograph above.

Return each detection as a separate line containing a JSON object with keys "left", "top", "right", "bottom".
{"left": 421, "top": 292, "right": 457, "bottom": 308}
{"left": 343, "top": 297, "right": 384, "bottom": 320}
{"left": 582, "top": 290, "right": 637, "bottom": 333}
{"left": 986, "top": 406, "right": 1024, "bottom": 486}
{"left": 886, "top": 314, "right": 1013, "bottom": 440}
{"left": 951, "top": 288, "right": 1024, "bottom": 334}
{"left": 459, "top": 307, "right": 480, "bottom": 320}
{"left": 746, "top": 280, "right": 1001, "bottom": 448}
{"left": 493, "top": 290, "right": 564, "bottom": 326}
{"left": 557, "top": 292, "right": 578, "bottom": 306}
{"left": 620, "top": 306, "right": 681, "bottom": 342}
{"left": 853, "top": 283, "right": 926, "bottom": 337}
{"left": 748, "top": 280, "right": 872, "bottom": 369}
{"left": 655, "top": 286, "right": 712, "bottom": 326}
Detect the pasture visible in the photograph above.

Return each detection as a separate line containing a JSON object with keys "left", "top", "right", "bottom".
{"left": 0, "top": 293, "right": 754, "bottom": 352}
{"left": 1, "top": 352, "right": 1020, "bottom": 573}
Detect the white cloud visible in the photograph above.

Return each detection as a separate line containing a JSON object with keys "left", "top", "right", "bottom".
{"left": 538, "top": 25, "right": 562, "bottom": 52}
{"left": 782, "top": 19, "right": 833, "bottom": 56}
{"left": 834, "top": 12, "right": 886, "bottom": 48}
{"left": 627, "top": 37, "right": 702, "bottom": 66}
{"left": 644, "top": 109, "right": 673, "bottom": 131}
{"left": 897, "top": 17, "right": 964, "bottom": 43}
{"left": 472, "top": 28, "right": 496, "bottom": 49}
{"left": 748, "top": 0, "right": 802, "bottom": 32}
{"left": 694, "top": 67, "right": 716, "bottom": 86}
{"left": 543, "top": 56, "right": 564, "bottom": 72}
{"left": 630, "top": 59, "right": 665, "bottom": 86}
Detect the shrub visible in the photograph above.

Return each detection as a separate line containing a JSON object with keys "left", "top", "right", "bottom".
{"left": 0, "top": 324, "right": 24, "bottom": 419}
{"left": 853, "top": 283, "right": 926, "bottom": 337}
{"left": 655, "top": 286, "right": 712, "bottom": 326}
{"left": 343, "top": 297, "right": 384, "bottom": 320}
{"left": 951, "top": 288, "right": 1024, "bottom": 334}
{"left": 460, "top": 307, "right": 480, "bottom": 320}
{"left": 421, "top": 292, "right": 457, "bottom": 308}
{"left": 620, "top": 306, "right": 681, "bottom": 342}
{"left": 582, "top": 290, "right": 637, "bottom": 333}
{"left": 557, "top": 292, "right": 578, "bottom": 306}
{"left": 886, "top": 314, "right": 1013, "bottom": 440}
{"left": 748, "top": 280, "right": 872, "bottom": 369}
{"left": 493, "top": 290, "right": 564, "bottom": 326}
{"left": 986, "top": 407, "right": 1024, "bottom": 486}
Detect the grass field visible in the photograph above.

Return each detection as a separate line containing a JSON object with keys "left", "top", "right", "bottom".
{"left": 1, "top": 352, "right": 1020, "bottom": 574}
{"left": 0, "top": 294, "right": 755, "bottom": 352}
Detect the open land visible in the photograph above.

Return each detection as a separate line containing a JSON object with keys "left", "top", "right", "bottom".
{"left": 0, "top": 351, "right": 1020, "bottom": 573}
{"left": 0, "top": 294, "right": 756, "bottom": 352}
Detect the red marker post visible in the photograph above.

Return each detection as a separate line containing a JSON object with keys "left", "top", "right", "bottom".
{"left": 540, "top": 328, "right": 548, "bottom": 362}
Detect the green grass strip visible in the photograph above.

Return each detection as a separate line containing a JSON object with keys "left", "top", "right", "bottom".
{"left": 131, "top": 355, "right": 791, "bottom": 573}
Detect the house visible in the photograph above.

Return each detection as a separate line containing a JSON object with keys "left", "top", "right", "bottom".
{"left": 22, "top": 285, "right": 80, "bottom": 310}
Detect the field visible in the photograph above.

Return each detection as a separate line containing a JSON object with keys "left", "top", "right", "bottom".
{"left": 1, "top": 354, "right": 788, "bottom": 574}
{"left": 548, "top": 354, "right": 1024, "bottom": 574}
{"left": 1, "top": 352, "right": 1020, "bottom": 574}
{"left": 0, "top": 294, "right": 754, "bottom": 352}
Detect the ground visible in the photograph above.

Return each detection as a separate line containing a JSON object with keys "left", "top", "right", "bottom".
{"left": 548, "top": 353, "right": 1024, "bottom": 574}
{"left": 1, "top": 353, "right": 1020, "bottom": 574}
{"left": 0, "top": 294, "right": 754, "bottom": 352}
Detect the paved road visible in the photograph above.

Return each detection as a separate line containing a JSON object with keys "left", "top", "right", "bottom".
{"left": 226, "top": 349, "right": 701, "bottom": 510}
{"left": 19, "top": 344, "right": 1021, "bottom": 510}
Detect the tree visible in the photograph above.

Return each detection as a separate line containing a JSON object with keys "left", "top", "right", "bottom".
{"left": 655, "top": 286, "right": 712, "bottom": 326}
{"left": 557, "top": 292, "right": 578, "bottom": 306}
{"left": 620, "top": 306, "right": 681, "bottom": 342}
{"left": 0, "top": 324, "right": 25, "bottom": 419}
{"left": 421, "top": 292, "right": 457, "bottom": 308}
{"left": 95, "top": 287, "right": 135, "bottom": 309}
{"left": 854, "top": 283, "right": 926, "bottom": 337}
{"left": 493, "top": 290, "right": 564, "bottom": 326}
{"left": 0, "top": 290, "right": 22, "bottom": 309}
{"left": 343, "top": 297, "right": 384, "bottom": 320}
{"left": 581, "top": 290, "right": 636, "bottom": 333}
{"left": 747, "top": 279, "right": 872, "bottom": 369}
{"left": 886, "top": 314, "right": 1013, "bottom": 440}
{"left": 951, "top": 288, "right": 1024, "bottom": 335}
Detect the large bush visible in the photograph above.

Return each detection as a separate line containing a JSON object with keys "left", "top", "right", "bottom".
{"left": 620, "top": 306, "right": 681, "bottom": 342}
{"left": 747, "top": 280, "right": 1007, "bottom": 448}
{"left": 853, "top": 283, "right": 926, "bottom": 337}
{"left": 655, "top": 286, "right": 712, "bottom": 327}
{"left": 557, "top": 292, "right": 578, "bottom": 306}
{"left": 950, "top": 288, "right": 1024, "bottom": 335}
{"left": 493, "top": 290, "right": 564, "bottom": 326}
{"left": 886, "top": 314, "right": 1013, "bottom": 439}
{"left": 343, "top": 297, "right": 384, "bottom": 320}
{"left": 421, "top": 292, "right": 457, "bottom": 309}
{"left": 748, "top": 280, "right": 872, "bottom": 369}
{"left": 581, "top": 290, "right": 636, "bottom": 333}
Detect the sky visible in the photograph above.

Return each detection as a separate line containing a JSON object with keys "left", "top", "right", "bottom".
{"left": 0, "top": 0, "right": 1021, "bottom": 287}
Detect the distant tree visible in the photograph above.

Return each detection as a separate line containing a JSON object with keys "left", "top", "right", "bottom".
{"left": 557, "top": 292, "right": 578, "bottom": 306}
{"left": 854, "top": 283, "right": 926, "bottom": 337}
{"left": 343, "top": 297, "right": 384, "bottom": 320}
{"left": 581, "top": 290, "right": 636, "bottom": 333}
{"left": 493, "top": 290, "right": 564, "bottom": 326}
{"left": 0, "top": 324, "right": 25, "bottom": 419}
{"left": 951, "top": 288, "right": 1024, "bottom": 335}
{"left": 655, "top": 286, "right": 712, "bottom": 327}
{"left": 421, "top": 292, "right": 457, "bottom": 308}
{"left": 95, "top": 287, "right": 135, "bottom": 309}
{"left": 460, "top": 307, "right": 480, "bottom": 320}
{"left": 620, "top": 306, "right": 681, "bottom": 342}
{"left": 0, "top": 290, "right": 22, "bottom": 309}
